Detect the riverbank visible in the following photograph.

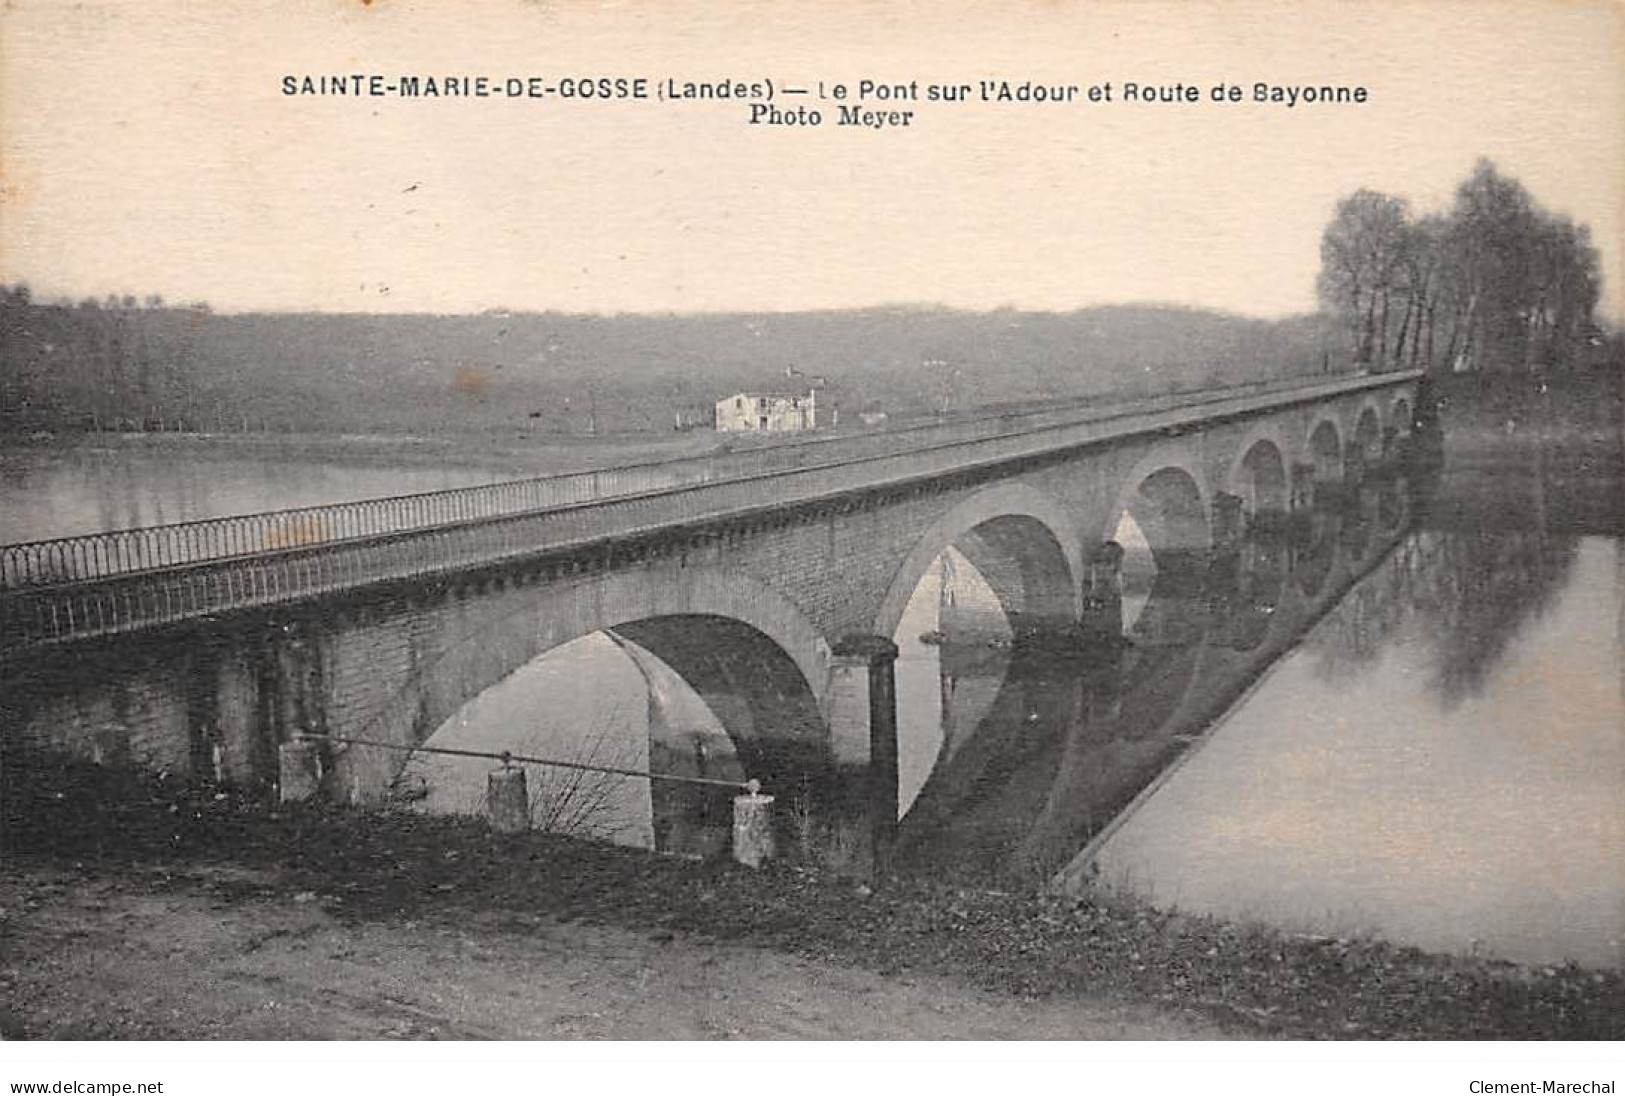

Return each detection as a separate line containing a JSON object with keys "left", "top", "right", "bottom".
{"left": 0, "top": 427, "right": 729, "bottom": 480}
{"left": 3, "top": 753, "right": 1620, "bottom": 1041}
{"left": 0, "top": 861, "right": 1232, "bottom": 1041}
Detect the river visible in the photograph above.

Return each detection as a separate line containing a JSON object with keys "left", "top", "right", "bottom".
{"left": 0, "top": 431, "right": 716, "bottom": 543}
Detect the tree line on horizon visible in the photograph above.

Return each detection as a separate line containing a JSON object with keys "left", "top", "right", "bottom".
{"left": 0, "top": 297, "right": 1342, "bottom": 437}
{"left": 0, "top": 158, "right": 1617, "bottom": 438}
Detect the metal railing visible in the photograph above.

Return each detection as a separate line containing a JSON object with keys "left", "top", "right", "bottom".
{"left": 0, "top": 371, "right": 1386, "bottom": 590}
{"left": 298, "top": 732, "right": 760, "bottom": 792}
{"left": 0, "top": 370, "right": 1421, "bottom": 654}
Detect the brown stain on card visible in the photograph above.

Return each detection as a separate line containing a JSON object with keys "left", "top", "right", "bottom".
{"left": 452, "top": 364, "right": 492, "bottom": 398}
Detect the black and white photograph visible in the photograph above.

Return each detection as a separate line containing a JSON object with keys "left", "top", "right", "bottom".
{"left": 1, "top": 0, "right": 1621, "bottom": 1087}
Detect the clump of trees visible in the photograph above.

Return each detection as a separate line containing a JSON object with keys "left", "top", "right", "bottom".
{"left": 0, "top": 285, "right": 220, "bottom": 432}
{"left": 1317, "top": 158, "right": 1605, "bottom": 375}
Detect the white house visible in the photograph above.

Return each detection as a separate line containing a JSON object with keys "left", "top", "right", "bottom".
{"left": 714, "top": 389, "right": 818, "bottom": 433}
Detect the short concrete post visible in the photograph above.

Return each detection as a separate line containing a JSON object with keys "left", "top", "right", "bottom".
{"left": 90, "top": 727, "right": 130, "bottom": 768}
{"left": 277, "top": 738, "right": 322, "bottom": 803}
{"left": 486, "top": 762, "right": 530, "bottom": 834}
{"left": 731, "top": 781, "right": 775, "bottom": 868}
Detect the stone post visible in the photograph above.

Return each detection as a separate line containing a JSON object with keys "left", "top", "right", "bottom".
{"left": 277, "top": 738, "right": 322, "bottom": 803}
{"left": 827, "top": 634, "right": 900, "bottom": 879}
{"left": 731, "top": 783, "right": 776, "bottom": 868}
{"left": 486, "top": 764, "right": 530, "bottom": 834}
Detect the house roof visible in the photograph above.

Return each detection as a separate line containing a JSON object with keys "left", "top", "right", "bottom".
{"left": 717, "top": 390, "right": 815, "bottom": 401}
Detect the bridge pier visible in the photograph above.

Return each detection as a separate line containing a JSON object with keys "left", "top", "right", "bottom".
{"left": 1208, "top": 492, "right": 1245, "bottom": 593}
{"left": 1315, "top": 477, "right": 1354, "bottom": 511}
{"left": 1343, "top": 438, "right": 1377, "bottom": 484}
{"left": 1289, "top": 460, "right": 1316, "bottom": 511}
{"left": 825, "top": 634, "right": 900, "bottom": 880}
{"left": 1080, "top": 541, "right": 1124, "bottom": 647}
{"left": 1211, "top": 492, "right": 1245, "bottom": 553}
{"left": 1250, "top": 506, "right": 1293, "bottom": 538}
{"left": 278, "top": 738, "right": 322, "bottom": 803}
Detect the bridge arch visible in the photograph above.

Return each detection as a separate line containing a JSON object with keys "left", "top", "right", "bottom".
{"left": 1104, "top": 443, "right": 1210, "bottom": 547}
{"left": 1104, "top": 447, "right": 1211, "bottom": 653}
{"left": 1307, "top": 416, "right": 1343, "bottom": 483}
{"left": 329, "top": 563, "right": 833, "bottom": 817}
{"left": 1352, "top": 400, "right": 1384, "bottom": 468}
{"left": 1218, "top": 430, "right": 1293, "bottom": 653}
{"left": 1225, "top": 427, "right": 1293, "bottom": 516}
{"left": 873, "top": 482, "right": 1082, "bottom": 642}
{"left": 1106, "top": 446, "right": 1212, "bottom": 563}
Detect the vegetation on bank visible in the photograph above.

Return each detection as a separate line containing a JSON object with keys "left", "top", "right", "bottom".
{"left": 3, "top": 749, "right": 1620, "bottom": 1041}
{"left": 0, "top": 297, "right": 1349, "bottom": 438}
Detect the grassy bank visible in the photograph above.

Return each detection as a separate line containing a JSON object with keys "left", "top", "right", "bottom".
{"left": 3, "top": 751, "right": 1620, "bottom": 1041}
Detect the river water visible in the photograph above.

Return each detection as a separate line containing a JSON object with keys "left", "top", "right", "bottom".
{"left": 1088, "top": 528, "right": 1622, "bottom": 969}
{"left": 0, "top": 432, "right": 714, "bottom": 543}
{"left": 0, "top": 437, "right": 517, "bottom": 542}
{"left": 4, "top": 406, "right": 1621, "bottom": 970}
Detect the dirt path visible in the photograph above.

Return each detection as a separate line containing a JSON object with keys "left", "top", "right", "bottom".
{"left": 0, "top": 861, "right": 1234, "bottom": 1040}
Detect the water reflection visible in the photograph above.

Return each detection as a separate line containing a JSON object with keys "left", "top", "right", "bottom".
{"left": 892, "top": 474, "right": 1408, "bottom": 886}
{"left": 1083, "top": 453, "right": 1623, "bottom": 969}
{"left": 1307, "top": 528, "right": 1582, "bottom": 704}
{"left": 0, "top": 436, "right": 529, "bottom": 542}
{"left": 885, "top": 421, "right": 1625, "bottom": 969}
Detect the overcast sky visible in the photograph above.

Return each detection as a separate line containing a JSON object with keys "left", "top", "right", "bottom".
{"left": 2, "top": 0, "right": 1621, "bottom": 319}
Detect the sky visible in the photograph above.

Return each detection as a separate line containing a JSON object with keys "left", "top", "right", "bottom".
{"left": 2, "top": 0, "right": 1621, "bottom": 319}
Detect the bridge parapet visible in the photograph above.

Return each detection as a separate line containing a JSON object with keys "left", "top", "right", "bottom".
{"left": 0, "top": 372, "right": 1420, "bottom": 594}
{"left": 0, "top": 371, "right": 1419, "bottom": 655}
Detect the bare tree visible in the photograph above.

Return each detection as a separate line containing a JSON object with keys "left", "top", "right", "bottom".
{"left": 1317, "top": 189, "right": 1411, "bottom": 369}
{"left": 1319, "top": 159, "right": 1603, "bottom": 378}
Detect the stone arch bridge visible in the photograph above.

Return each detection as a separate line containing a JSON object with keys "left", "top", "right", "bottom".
{"left": 2, "top": 371, "right": 1422, "bottom": 868}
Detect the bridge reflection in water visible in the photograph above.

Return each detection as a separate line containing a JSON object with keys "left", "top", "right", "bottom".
{"left": 382, "top": 462, "right": 1417, "bottom": 875}
{"left": 1071, "top": 457, "right": 1624, "bottom": 970}
{"left": 890, "top": 467, "right": 1417, "bottom": 886}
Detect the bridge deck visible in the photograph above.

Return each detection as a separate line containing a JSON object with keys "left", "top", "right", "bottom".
{"left": 0, "top": 370, "right": 1419, "bottom": 654}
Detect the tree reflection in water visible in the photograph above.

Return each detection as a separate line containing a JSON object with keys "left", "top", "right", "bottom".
{"left": 1308, "top": 489, "right": 1587, "bottom": 707}
{"left": 893, "top": 472, "right": 1413, "bottom": 885}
